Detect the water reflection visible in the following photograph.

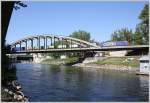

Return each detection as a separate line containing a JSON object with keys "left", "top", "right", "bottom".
{"left": 16, "top": 63, "right": 149, "bottom": 102}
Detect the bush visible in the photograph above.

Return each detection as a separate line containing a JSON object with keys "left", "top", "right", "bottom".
{"left": 65, "top": 57, "right": 79, "bottom": 65}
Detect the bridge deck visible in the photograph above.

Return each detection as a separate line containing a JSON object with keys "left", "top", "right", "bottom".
{"left": 10, "top": 45, "right": 149, "bottom": 54}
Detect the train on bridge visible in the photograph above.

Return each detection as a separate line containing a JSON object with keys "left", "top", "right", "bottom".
{"left": 100, "top": 41, "right": 129, "bottom": 47}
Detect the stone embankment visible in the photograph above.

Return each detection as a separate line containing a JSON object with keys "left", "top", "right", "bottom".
{"left": 73, "top": 57, "right": 139, "bottom": 72}
{"left": 73, "top": 63, "right": 138, "bottom": 72}
{"left": 2, "top": 80, "right": 29, "bottom": 102}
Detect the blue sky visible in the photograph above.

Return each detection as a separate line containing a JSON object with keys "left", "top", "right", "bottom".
{"left": 6, "top": 1, "right": 148, "bottom": 44}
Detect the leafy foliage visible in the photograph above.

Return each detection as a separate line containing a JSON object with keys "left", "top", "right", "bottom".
{"left": 111, "top": 28, "right": 134, "bottom": 45}
{"left": 2, "top": 44, "right": 17, "bottom": 86}
{"left": 14, "top": 1, "right": 27, "bottom": 10}
{"left": 111, "top": 4, "right": 149, "bottom": 45}
{"left": 70, "top": 30, "right": 91, "bottom": 42}
{"left": 54, "top": 40, "right": 70, "bottom": 49}
{"left": 134, "top": 24, "right": 145, "bottom": 45}
{"left": 65, "top": 57, "right": 79, "bottom": 65}
{"left": 135, "top": 4, "right": 149, "bottom": 45}
{"left": 139, "top": 4, "right": 149, "bottom": 24}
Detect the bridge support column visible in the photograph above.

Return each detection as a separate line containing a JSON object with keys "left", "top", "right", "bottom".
{"left": 44, "top": 37, "right": 45, "bottom": 49}
{"left": 54, "top": 37, "right": 55, "bottom": 45}
{"left": 61, "top": 38, "right": 63, "bottom": 49}
{"left": 36, "top": 38, "right": 38, "bottom": 50}
{"left": 51, "top": 37, "right": 52, "bottom": 46}
{"left": 66, "top": 39, "right": 68, "bottom": 48}
{"left": 15, "top": 44, "right": 16, "bottom": 49}
{"left": 20, "top": 42, "right": 21, "bottom": 51}
{"left": 25, "top": 40, "right": 27, "bottom": 51}
{"left": 31, "top": 39, "right": 33, "bottom": 51}
{"left": 46, "top": 37, "right": 47, "bottom": 50}
{"left": 70, "top": 39, "right": 72, "bottom": 49}
{"left": 38, "top": 37, "right": 40, "bottom": 50}
{"left": 79, "top": 41, "right": 81, "bottom": 48}
{"left": 54, "top": 37, "right": 55, "bottom": 48}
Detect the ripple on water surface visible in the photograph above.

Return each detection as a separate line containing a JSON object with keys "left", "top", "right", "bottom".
{"left": 16, "top": 63, "right": 149, "bottom": 102}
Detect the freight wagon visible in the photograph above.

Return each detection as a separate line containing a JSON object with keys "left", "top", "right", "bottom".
{"left": 101, "top": 41, "right": 129, "bottom": 47}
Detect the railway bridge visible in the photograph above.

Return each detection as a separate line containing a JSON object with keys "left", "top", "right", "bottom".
{"left": 10, "top": 34, "right": 148, "bottom": 56}
{"left": 10, "top": 34, "right": 99, "bottom": 53}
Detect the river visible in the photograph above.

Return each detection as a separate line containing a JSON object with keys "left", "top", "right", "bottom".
{"left": 15, "top": 63, "right": 149, "bottom": 102}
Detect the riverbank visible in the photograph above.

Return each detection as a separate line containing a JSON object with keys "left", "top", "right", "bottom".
{"left": 73, "top": 63, "right": 138, "bottom": 72}
{"left": 1, "top": 80, "right": 29, "bottom": 102}
{"left": 23, "top": 56, "right": 140, "bottom": 72}
{"left": 1, "top": 88, "right": 17, "bottom": 102}
{"left": 41, "top": 57, "right": 80, "bottom": 65}
{"left": 73, "top": 57, "right": 140, "bottom": 72}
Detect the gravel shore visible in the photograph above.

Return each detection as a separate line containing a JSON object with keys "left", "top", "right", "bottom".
{"left": 72, "top": 63, "right": 139, "bottom": 72}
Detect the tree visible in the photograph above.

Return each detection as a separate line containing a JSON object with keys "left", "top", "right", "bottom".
{"left": 139, "top": 4, "right": 149, "bottom": 24}
{"left": 1, "top": 1, "right": 27, "bottom": 88}
{"left": 2, "top": 1, "right": 27, "bottom": 49}
{"left": 111, "top": 4, "right": 149, "bottom": 45}
{"left": 111, "top": 28, "right": 134, "bottom": 45}
{"left": 135, "top": 4, "right": 149, "bottom": 45}
{"left": 134, "top": 23, "right": 148, "bottom": 45}
{"left": 134, "top": 26, "right": 143, "bottom": 45}
{"left": 70, "top": 30, "right": 91, "bottom": 42}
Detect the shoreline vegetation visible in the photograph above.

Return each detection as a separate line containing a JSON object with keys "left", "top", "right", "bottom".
{"left": 2, "top": 54, "right": 28, "bottom": 102}
{"left": 73, "top": 63, "right": 138, "bottom": 72}
{"left": 41, "top": 57, "right": 80, "bottom": 65}
{"left": 73, "top": 57, "right": 140, "bottom": 72}
{"left": 33, "top": 56, "right": 140, "bottom": 72}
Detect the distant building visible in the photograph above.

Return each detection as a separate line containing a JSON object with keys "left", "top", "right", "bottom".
{"left": 139, "top": 56, "right": 149, "bottom": 74}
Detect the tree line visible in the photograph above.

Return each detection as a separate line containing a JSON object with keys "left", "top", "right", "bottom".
{"left": 65, "top": 4, "right": 149, "bottom": 46}
{"left": 111, "top": 4, "right": 149, "bottom": 45}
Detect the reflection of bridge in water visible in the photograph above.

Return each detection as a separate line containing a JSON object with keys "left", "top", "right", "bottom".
{"left": 10, "top": 34, "right": 149, "bottom": 54}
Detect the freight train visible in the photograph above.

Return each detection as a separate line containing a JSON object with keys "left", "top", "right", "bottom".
{"left": 101, "top": 41, "right": 129, "bottom": 47}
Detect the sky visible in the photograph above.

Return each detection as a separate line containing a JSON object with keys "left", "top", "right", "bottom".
{"left": 6, "top": 1, "right": 148, "bottom": 44}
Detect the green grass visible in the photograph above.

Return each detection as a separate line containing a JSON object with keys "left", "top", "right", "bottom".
{"left": 64, "top": 57, "right": 79, "bottom": 65}
{"left": 95, "top": 57, "right": 140, "bottom": 68}
{"left": 42, "top": 57, "right": 79, "bottom": 65}
{"left": 42, "top": 58, "right": 64, "bottom": 64}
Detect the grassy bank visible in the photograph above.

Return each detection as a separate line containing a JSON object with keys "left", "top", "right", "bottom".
{"left": 41, "top": 57, "right": 79, "bottom": 65}
{"left": 93, "top": 57, "right": 140, "bottom": 68}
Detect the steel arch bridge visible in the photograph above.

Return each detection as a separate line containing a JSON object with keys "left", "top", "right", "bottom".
{"left": 10, "top": 34, "right": 99, "bottom": 53}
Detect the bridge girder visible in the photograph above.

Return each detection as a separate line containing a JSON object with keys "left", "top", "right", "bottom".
{"left": 11, "top": 34, "right": 99, "bottom": 52}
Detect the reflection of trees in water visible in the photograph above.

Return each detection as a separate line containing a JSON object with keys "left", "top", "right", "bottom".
{"left": 2, "top": 63, "right": 17, "bottom": 86}
{"left": 2, "top": 1, "right": 27, "bottom": 87}
{"left": 2, "top": 45, "right": 17, "bottom": 86}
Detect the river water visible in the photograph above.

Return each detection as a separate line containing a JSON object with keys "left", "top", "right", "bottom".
{"left": 15, "top": 63, "right": 149, "bottom": 102}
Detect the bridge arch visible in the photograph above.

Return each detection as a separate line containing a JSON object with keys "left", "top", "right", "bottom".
{"left": 11, "top": 34, "right": 99, "bottom": 52}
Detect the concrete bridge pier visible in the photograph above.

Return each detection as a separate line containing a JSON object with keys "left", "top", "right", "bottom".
{"left": 32, "top": 53, "right": 44, "bottom": 63}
